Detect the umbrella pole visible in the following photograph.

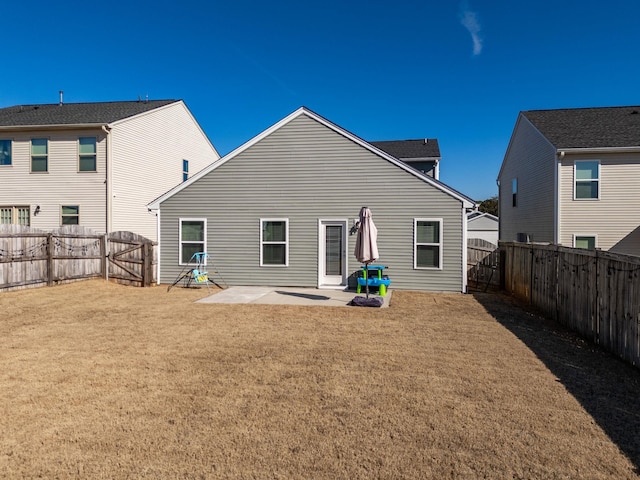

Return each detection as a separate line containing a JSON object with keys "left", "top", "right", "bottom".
{"left": 365, "top": 263, "right": 369, "bottom": 298}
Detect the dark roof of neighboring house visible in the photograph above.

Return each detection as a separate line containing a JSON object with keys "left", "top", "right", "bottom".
{"left": 370, "top": 139, "right": 440, "bottom": 159}
{"left": 0, "top": 99, "right": 179, "bottom": 126}
{"left": 522, "top": 106, "right": 640, "bottom": 149}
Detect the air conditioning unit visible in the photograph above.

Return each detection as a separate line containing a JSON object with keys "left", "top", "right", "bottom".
{"left": 516, "top": 232, "right": 531, "bottom": 242}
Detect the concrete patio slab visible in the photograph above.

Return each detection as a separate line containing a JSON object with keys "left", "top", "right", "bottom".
{"left": 197, "top": 286, "right": 391, "bottom": 308}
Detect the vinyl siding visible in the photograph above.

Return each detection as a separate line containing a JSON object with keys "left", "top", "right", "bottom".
{"left": 499, "top": 116, "right": 556, "bottom": 242}
{"left": 0, "top": 129, "right": 107, "bottom": 230}
{"left": 558, "top": 152, "right": 640, "bottom": 255}
{"left": 110, "top": 101, "right": 219, "bottom": 241}
{"left": 160, "top": 114, "right": 466, "bottom": 292}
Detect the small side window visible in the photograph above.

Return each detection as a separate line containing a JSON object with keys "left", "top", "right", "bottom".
{"left": 61, "top": 205, "right": 80, "bottom": 225}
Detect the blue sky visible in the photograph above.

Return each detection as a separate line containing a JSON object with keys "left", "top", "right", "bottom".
{"left": 3, "top": 1, "right": 640, "bottom": 201}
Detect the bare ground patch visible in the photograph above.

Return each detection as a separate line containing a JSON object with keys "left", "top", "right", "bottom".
{"left": 0, "top": 280, "right": 638, "bottom": 479}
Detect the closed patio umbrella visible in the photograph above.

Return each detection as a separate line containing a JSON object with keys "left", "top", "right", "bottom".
{"left": 354, "top": 206, "right": 379, "bottom": 298}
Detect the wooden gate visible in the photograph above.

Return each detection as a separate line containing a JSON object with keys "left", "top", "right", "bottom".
{"left": 108, "top": 231, "right": 156, "bottom": 287}
{"left": 467, "top": 238, "right": 500, "bottom": 290}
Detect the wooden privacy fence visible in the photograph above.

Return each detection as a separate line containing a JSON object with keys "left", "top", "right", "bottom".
{"left": 501, "top": 242, "right": 640, "bottom": 368}
{"left": 467, "top": 238, "right": 500, "bottom": 290}
{"left": 0, "top": 225, "right": 156, "bottom": 291}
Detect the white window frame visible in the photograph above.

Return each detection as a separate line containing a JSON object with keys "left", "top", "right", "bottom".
{"left": 78, "top": 137, "right": 97, "bottom": 172}
{"left": 574, "top": 160, "right": 600, "bottom": 200}
{"left": 61, "top": 205, "right": 80, "bottom": 225}
{"left": 0, "top": 139, "right": 12, "bottom": 166}
{"left": 1, "top": 206, "right": 30, "bottom": 225}
{"left": 414, "top": 218, "right": 443, "bottom": 270}
{"left": 260, "top": 218, "right": 289, "bottom": 267}
{"left": 573, "top": 234, "right": 597, "bottom": 250}
{"left": 179, "top": 218, "right": 207, "bottom": 265}
{"left": 31, "top": 138, "right": 49, "bottom": 173}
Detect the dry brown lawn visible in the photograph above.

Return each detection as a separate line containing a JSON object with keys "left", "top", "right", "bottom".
{"left": 0, "top": 280, "right": 638, "bottom": 479}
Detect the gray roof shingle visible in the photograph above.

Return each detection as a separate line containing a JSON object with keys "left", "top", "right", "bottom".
{"left": 0, "top": 99, "right": 179, "bottom": 127}
{"left": 522, "top": 106, "right": 640, "bottom": 149}
{"left": 370, "top": 139, "right": 440, "bottom": 159}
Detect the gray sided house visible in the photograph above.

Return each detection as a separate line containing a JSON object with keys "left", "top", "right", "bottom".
{"left": 149, "top": 107, "right": 475, "bottom": 292}
{"left": 498, "top": 106, "right": 640, "bottom": 255}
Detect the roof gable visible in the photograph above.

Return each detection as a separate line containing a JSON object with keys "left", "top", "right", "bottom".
{"left": 0, "top": 100, "right": 179, "bottom": 127}
{"left": 148, "top": 107, "right": 475, "bottom": 209}
{"left": 522, "top": 106, "right": 640, "bottom": 149}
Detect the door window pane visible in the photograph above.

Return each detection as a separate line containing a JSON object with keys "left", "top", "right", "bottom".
{"left": 325, "top": 225, "right": 342, "bottom": 275}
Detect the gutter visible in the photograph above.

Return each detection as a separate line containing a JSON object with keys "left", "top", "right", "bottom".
{"left": 0, "top": 123, "right": 107, "bottom": 132}
{"left": 557, "top": 146, "right": 640, "bottom": 155}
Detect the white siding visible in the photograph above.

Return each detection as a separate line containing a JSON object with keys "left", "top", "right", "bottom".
{"left": 498, "top": 116, "right": 556, "bottom": 243}
{"left": 160, "top": 114, "right": 467, "bottom": 292}
{"left": 110, "top": 101, "right": 219, "bottom": 240}
{"left": 559, "top": 152, "right": 640, "bottom": 255}
{"left": 0, "top": 129, "right": 107, "bottom": 231}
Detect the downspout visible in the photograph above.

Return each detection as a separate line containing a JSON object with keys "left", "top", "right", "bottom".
{"left": 555, "top": 151, "right": 564, "bottom": 244}
{"left": 462, "top": 207, "right": 469, "bottom": 293}
{"left": 102, "top": 125, "right": 112, "bottom": 282}
{"left": 156, "top": 208, "right": 161, "bottom": 285}
{"left": 102, "top": 125, "right": 113, "bottom": 233}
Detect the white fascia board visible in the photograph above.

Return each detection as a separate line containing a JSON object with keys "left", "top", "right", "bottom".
{"left": 557, "top": 146, "right": 640, "bottom": 155}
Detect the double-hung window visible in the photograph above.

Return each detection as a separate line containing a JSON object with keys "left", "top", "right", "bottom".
{"left": 79, "top": 137, "right": 97, "bottom": 172}
{"left": 260, "top": 219, "right": 288, "bottom": 266}
{"left": 61, "top": 205, "right": 80, "bottom": 225}
{"left": 1, "top": 206, "right": 30, "bottom": 226}
{"left": 414, "top": 218, "right": 443, "bottom": 269}
{"left": 0, "top": 139, "right": 11, "bottom": 166}
{"left": 512, "top": 178, "right": 518, "bottom": 207}
{"left": 574, "top": 160, "right": 600, "bottom": 199}
{"left": 180, "top": 218, "right": 206, "bottom": 264}
{"left": 31, "top": 138, "right": 48, "bottom": 172}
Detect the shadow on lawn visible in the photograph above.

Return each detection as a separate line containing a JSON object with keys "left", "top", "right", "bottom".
{"left": 473, "top": 291, "right": 640, "bottom": 474}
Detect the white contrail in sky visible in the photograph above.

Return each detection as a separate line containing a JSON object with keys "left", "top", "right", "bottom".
{"left": 460, "top": 2, "right": 483, "bottom": 55}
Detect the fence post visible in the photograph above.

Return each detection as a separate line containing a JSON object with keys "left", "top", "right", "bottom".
{"left": 102, "top": 234, "right": 109, "bottom": 282}
{"left": 142, "top": 242, "right": 152, "bottom": 287}
{"left": 47, "top": 233, "right": 53, "bottom": 287}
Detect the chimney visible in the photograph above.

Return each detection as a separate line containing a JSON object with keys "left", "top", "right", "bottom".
{"left": 59, "top": 90, "right": 64, "bottom": 105}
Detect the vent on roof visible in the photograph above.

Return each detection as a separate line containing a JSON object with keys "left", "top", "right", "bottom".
{"left": 631, "top": 110, "right": 638, "bottom": 115}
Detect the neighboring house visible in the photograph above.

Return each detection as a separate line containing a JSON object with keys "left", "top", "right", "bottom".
{"left": 370, "top": 139, "right": 441, "bottom": 178}
{"left": 149, "top": 107, "right": 476, "bottom": 292}
{"left": 498, "top": 106, "right": 640, "bottom": 256}
{"left": 467, "top": 211, "right": 498, "bottom": 245}
{"left": 0, "top": 99, "right": 219, "bottom": 241}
